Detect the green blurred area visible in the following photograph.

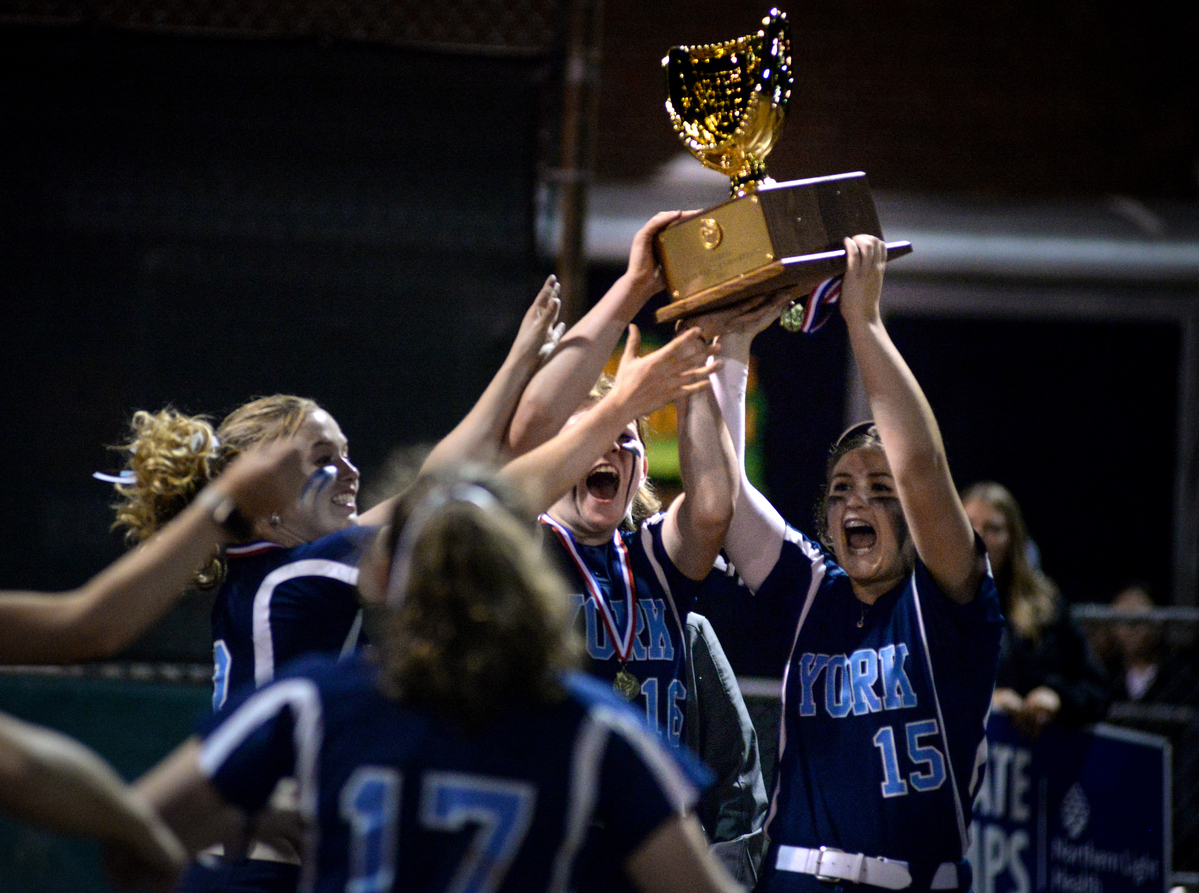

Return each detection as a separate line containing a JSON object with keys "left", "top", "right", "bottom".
{"left": 0, "top": 674, "right": 209, "bottom": 893}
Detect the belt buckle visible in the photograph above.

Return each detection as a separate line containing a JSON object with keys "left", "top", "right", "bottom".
{"left": 814, "top": 847, "right": 850, "bottom": 884}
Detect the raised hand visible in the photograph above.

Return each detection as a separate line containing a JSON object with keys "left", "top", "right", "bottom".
{"left": 512, "top": 275, "right": 564, "bottom": 371}
{"left": 687, "top": 291, "right": 788, "bottom": 360}
{"left": 624, "top": 210, "right": 701, "bottom": 301}
{"left": 606, "top": 323, "right": 719, "bottom": 422}
{"left": 838, "top": 234, "right": 887, "bottom": 326}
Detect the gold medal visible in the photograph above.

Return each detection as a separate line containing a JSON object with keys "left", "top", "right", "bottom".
{"left": 613, "top": 667, "right": 640, "bottom": 700}
{"left": 779, "top": 300, "right": 805, "bottom": 333}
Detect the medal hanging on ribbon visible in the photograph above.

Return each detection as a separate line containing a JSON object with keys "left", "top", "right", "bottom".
{"left": 613, "top": 666, "right": 640, "bottom": 700}
{"left": 542, "top": 515, "right": 640, "bottom": 700}
{"left": 780, "top": 274, "right": 843, "bottom": 334}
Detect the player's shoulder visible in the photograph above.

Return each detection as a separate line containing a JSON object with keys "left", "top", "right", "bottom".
{"left": 293, "top": 524, "right": 378, "bottom": 560}
{"left": 274, "top": 651, "right": 377, "bottom": 698}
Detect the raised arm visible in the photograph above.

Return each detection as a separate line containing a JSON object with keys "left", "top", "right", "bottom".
{"left": 660, "top": 355, "right": 739, "bottom": 580}
{"left": 839, "top": 235, "right": 983, "bottom": 603}
{"left": 507, "top": 211, "right": 690, "bottom": 455}
{"left": 500, "top": 324, "right": 716, "bottom": 516}
{"left": 0, "top": 441, "right": 308, "bottom": 664}
{"left": 0, "top": 712, "right": 186, "bottom": 893}
{"left": 697, "top": 298, "right": 788, "bottom": 591}
{"left": 359, "top": 277, "right": 563, "bottom": 526}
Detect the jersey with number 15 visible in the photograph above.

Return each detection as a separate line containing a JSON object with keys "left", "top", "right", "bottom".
{"left": 756, "top": 526, "right": 1002, "bottom": 867}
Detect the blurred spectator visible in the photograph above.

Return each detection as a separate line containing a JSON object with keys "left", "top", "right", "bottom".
{"left": 1104, "top": 583, "right": 1199, "bottom": 703}
{"left": 962, "top": 481, "right": 1111, "bottom": 738}
{"left": 1102, "top": 583, "right": 1199, "bottom": 872}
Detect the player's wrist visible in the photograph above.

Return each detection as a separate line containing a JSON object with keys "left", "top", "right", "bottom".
{"left": 194, "top": 486, "right": 255, "bottom": 541}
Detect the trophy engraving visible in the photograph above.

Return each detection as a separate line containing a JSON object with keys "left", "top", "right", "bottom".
{"left": 654, "top": 8, "right": 911, "bottom": 323}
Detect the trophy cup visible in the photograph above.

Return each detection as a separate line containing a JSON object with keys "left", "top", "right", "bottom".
{"left": 653, "top": 8, "right": 911, "bottom": 324}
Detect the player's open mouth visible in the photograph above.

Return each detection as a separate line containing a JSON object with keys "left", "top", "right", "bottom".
{"left": 845, "top": 520, "right": 876, "bottom": 551}
{"left": 332, "top": 492, "right": 357, "bottom": 508}
{"left": 585, "top": 465, "right": 620, "bottom": 501}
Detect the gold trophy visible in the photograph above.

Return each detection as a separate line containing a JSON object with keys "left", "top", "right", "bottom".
{"left": 654, "top": 8, "right": 911, "bottom": 324}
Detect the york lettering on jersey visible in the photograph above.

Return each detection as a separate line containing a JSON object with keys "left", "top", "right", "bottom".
{"left": 797, "top": 643, "right": 917, "bottom": 717}
{"left": 570, "top": 593, "right": 675, "bottom": 662}
{"left": 569, "top": 594, "right": 684, "bottom": 747}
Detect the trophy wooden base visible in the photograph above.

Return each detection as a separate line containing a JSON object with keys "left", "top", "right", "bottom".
{"left": 653, "top": 171, "right": 912, "bottom": 324}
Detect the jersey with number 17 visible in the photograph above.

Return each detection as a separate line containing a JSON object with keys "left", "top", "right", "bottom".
{"left": 197, "top": 654, "right": 705, "bottom": 893}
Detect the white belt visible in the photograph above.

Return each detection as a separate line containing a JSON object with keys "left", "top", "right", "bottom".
{"left": 775, "top": 846, "right": 960, "bottom": 890}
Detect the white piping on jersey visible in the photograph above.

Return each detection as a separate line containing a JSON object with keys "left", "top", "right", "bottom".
{"left": 766, "top": 527, "right": 827, "bottom": 831}
{"left": 200, "top": 677, "right": 325, "bottom": 892}
{"left": 639, "top": 517, "right": 686, "bottom": 646}
{"left": 226, "top": 540, "right": 283, "bottom": 558}
{"left": 199, "top": 677, "right": 325, "bottom": 826}
{"left": 547, "top": 701, "right": 699, "bottom": 893}
{"left": 546, "top": 709, "right": 605, "bottom": 892}
{"left": 909, "top": 573, "right": 970, "bottom": 853}
{"left": 339, "top": 610, "right": 364, "bottom": 661}
{"left": 252, "top": 559, "right": 361, "bottom": 688}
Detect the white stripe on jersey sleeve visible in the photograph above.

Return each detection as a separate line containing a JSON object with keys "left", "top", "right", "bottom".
{"left": 547, "top": 702, "right": 700, "bottom": 893}
{"left": 252, "top": 559, "right": 361, "bottom": 687}
{"left": 198, "top": 677, "right": 325, "bottom": 831}
{"left": 547, "top": 709, "right": 606, "bottom": 893}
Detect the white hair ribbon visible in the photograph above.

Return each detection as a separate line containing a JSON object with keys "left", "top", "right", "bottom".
{"left": 383, "top": 483, "right": 502, "bottom": 610}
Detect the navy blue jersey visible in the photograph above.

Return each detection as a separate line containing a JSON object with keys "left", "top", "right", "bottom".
{"left": 211, "top": 526, "right": 376, "bottom": 710}
{"left": 197, "top": 656, "right": 705, "bottom": 893}
{"left": 754, "top": 526, "right": 1002, "bottom": 884}
{"left": 541, "top": 514, "right": 702, "bottom": 749}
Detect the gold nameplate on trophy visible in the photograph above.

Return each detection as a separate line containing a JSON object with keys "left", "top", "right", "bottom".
{"left": 654, "top": 8, "right": 911, "bottom": 324}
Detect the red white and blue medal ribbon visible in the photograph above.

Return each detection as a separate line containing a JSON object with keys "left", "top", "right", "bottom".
{"left": 780, "top": 274, "right": 843, "bottom": 334}
{"left": 541, "top": 514, "right": 639, "bottom": 694}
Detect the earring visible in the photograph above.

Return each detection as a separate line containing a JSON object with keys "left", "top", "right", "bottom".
{"left": 270, "top": 513, "right": 281, "bottom": 527}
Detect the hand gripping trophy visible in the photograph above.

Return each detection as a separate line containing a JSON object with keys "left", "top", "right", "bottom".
{"left": 653, "top": 8, "right": 911, "bottom": 325}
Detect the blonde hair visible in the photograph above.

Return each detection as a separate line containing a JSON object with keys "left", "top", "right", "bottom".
{"left": 108, "top": 394, "right": 322, "bottom": 589}
{"left": 215, "top": 395, "right": 318, "bottom": 462}
{"left": 588, "top": 374, "right": 660, "bottom": 528}
{"left": 375, "top": 470, "right": 582, "bottom": 731}
{"left": 961, "top": 481, "right": 1059, "bottom": 642}
{"left": 109, "top": 408, "right": 223, "bottom": 587}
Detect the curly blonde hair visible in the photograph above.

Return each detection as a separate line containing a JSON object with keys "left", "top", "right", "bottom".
{"left": 108, "top": 395, "right": 322, "bottom": 589}
{"left": 109, "top": 408, "right": 223, "bottom": 587}
{"left": 375, "top": 470, "right": 583, "bottom": 731}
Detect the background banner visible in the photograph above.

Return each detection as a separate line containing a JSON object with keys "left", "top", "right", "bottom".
{"left": 970, "top": 715, "right": 1170, "bottom": 893}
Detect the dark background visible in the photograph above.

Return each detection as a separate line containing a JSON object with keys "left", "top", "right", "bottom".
{"left": 1, "top": 0, "right": 1197, "bottom": 672}
{"left": 594, "top": 1, "right": 1199, "bottom": 197}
